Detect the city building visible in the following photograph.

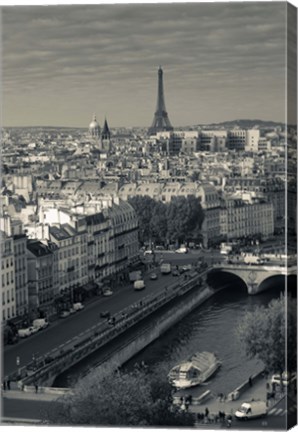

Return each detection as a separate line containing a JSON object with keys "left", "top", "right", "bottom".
{"left": 1, "top": 232, "right": 16, "bottom": 323}
{"left": 221, "top": 197, "right": 274, "bottom": 240}
{"left": 26, "top": 240, "right": 59, "bottom": 318}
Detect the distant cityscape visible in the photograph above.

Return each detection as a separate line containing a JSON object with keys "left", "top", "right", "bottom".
{"left": 1, "top": 66, "right": 297, "bottom": 326}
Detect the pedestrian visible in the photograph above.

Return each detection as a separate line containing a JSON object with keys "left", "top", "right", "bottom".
{"left": 7, "top": 380, "right": 10, "bottom": 390}
{"left": 205, "top": 407, "right": 209, "bottom": 418}
{"left": 35, "top": 383, "right": 38, "bottom": 393}
{"left": 249, "top": 376, "right": 253, "bottom": 387}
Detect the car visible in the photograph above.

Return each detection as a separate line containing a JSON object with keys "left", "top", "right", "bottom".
{"left": 150, "top": 273, "right": 158, "bottom": 280}
{"left": 172, "top": 269, "right": 180, "bottom": 277}
{"left": 271, "top": 372, "right": 296, "bottom": 387}
{"left": 59, "top": 310, "right": 70, "bottom": 318}
{"left": 69, "top": 307, "right": 77, "bottom": 314}
{"left": 73, "top": 302, "right": 84, "bottom": 311}
{"left": 103, "top": 289, "right": 113, "bottom": 297}
{"left": 18, "top": 327, "right": 33, "bottom": 338}
{"left": 175, "top": 247, "right": 188, "bottom": 254}
{"left": 144, "top": 250, "right": 153, "bottom": 255}
{"left": 100, "top": 311, "right": 111, "bottom": 319}
{"left": 28, "top": 326, "right": 39, "bottom": 335}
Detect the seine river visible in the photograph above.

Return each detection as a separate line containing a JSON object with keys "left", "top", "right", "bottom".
{"left": 123, "top": 281, "right": 285, "bottom": 396}
{"left": 55, "top": 278, "right": 285, "bottom": 392}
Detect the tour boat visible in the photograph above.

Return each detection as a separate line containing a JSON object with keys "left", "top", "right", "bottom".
{"left": 168, "top": 351, "right": 221, "bottom": 389}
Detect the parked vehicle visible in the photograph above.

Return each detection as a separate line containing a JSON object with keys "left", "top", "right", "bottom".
{"left": 32, "top": 318, "right": 49, "bottom": 330}
{"left": 103, "top": 289, "right": 113, "bottom": 297}
{"left": 134, "top": 280, "right": 145, "bottom": 290}
{"left": 59, "top": 310, "right": 70, "bottom": 318}
{"left": 29, "top": 326, "right": 39, "bottom": 334}
{"left": 220, "top": 242, "right": 233, "bottom": 255}
{"left": 160, "top": 263, "right": 171, "bottom": 275}
{"left": 69, "top": 307, "right": 76, "bottom": 314}
{"left": 175, "top": 246, "right": 188, "bottom": 254}
{"left": 73, "top": 302, "right": 84, "bottom": 311}
{"left": 235, "top": 401, "right": 267, "bottom": 420}
{"left": 150, "top": 272, "right": 158, "bottom": 280}
{"left": 172, "top": 269, "right": 180, "bottom": 277}
{"left": 18, "top": 327, "right": 33, "bottom": 338}
{"left": 144, "top": 250, "right": 153, "bottom": 255}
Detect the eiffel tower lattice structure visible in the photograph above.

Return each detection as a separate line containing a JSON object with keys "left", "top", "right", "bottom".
{"left": 148, "top": 66, "right": 173, "bottom": 135}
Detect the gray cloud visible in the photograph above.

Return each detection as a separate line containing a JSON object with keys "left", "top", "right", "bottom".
{"left": 2, "top": 2, "right": 288, "bottom": 127}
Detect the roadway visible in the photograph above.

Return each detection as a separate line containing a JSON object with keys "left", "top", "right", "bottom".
{"left": 3, "top": 251, "right": 204, "bottom": 378}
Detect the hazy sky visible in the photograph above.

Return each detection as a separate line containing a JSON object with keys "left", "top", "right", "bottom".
{"left": 2, "top": 2, "right": 289, "bottom": 128}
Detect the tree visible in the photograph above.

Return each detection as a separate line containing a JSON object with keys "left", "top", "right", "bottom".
{"left": 45, "top": 365, "right": 194, "bottom": 427}
{"left": 129, "top": 195, "right": 204, "bottom": 246}
{"left": 237, "top": 294, "right": 297, "bottom": 375}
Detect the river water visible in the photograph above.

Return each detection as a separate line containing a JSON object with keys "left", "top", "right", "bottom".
{"left": 123, "top": 281, "right": 285, "bottom": 396}
{"left": 55, "top": 278, "right": 285, "bottom": 393}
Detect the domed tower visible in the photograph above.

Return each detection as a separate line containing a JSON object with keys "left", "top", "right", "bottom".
{"left": 101, "top": 117, "right": 111, "bottom": 152}
{"left": 89, "top": 114, "right": 101, "bottom": 138}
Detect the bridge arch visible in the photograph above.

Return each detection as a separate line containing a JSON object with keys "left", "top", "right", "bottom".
{"left": 257, "top": 274, "right": 286, "bottom": 294}
{"left": 207, "top": 269, "right": 248, "bottom": 293}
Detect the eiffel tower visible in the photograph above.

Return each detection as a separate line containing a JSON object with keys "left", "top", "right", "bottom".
{"left": 148, "top": 67, "right": 173, "bottom": 135}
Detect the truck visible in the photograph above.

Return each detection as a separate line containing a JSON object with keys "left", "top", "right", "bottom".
{"left": 129, "top": 270, "right": 142, "bottom": 282}
{"left": 133, "top": 280, "right": 145, "bottom": 290}
{"left": 160, "top": 263, "right": 171, "bottom": 275}
{"left": 220, "top": 242, "right": 233, "bottom": 255}
{"left": 235, "top": 401, "right": 267, "bottom": 420}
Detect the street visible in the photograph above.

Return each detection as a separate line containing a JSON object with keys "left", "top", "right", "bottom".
{"left": 3, "top": 252, "right": 201, "bottom": 378}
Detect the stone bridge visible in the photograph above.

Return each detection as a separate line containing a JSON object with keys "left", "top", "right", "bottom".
{"left": 210, "top": 263, "right": 297, "bottom": 294}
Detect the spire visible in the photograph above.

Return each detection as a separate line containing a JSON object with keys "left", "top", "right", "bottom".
{"left": 102, "top": 118, "right": 110, "bottom": 135}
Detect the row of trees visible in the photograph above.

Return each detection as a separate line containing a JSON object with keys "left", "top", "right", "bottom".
{"left": 128, "top": 195, "right": 204, "bottom": 246}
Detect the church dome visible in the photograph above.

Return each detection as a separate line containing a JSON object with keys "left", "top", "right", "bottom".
{"left": 89, "top": 114, "right": 100, "bottom": 137}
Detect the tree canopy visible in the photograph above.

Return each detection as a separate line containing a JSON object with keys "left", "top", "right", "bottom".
{"left": 129, "top": 195, "right": 204, "bottom": 246}
{"left": 45, "top": 365, "right": 194, "bottom": 427}
{"left": 237, "top": 294, "right": 297, "bottom": 374}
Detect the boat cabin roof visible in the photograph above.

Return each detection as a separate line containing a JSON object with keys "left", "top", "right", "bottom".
{"left": 180, "top": 362, "right": 201, "bottom": 373}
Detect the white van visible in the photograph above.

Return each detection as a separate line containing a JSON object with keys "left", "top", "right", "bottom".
{"left": 235, "top": 401, "right": 267, "bottom": 420}
{"left": 32, "top": 318, "right": 49, "bottom": 330}
{"left": 134, "top": 280, "right": 145, "bottom": 290}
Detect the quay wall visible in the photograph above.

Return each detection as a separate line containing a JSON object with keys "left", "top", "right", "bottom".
{"left": 82, "top": 285, "right": 214, "bottom": 379}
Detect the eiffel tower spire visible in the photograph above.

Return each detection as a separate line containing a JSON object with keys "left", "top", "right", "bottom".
{"left": 149, "top": 67, "right": 173, "bottom": 135}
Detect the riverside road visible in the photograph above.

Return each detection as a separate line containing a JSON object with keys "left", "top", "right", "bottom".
{"left": 3, "top": 250, "right": 205, "bottom": 378}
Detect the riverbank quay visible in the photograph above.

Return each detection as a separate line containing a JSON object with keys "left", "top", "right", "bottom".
{"left": 187, "top": 373, "right": 289, "bottom": 427}
{"left": 12, "top": 269, "right": 210, "bottom": 388}
{"left": 1, "top": 374, "right": 286, "bottom": 427}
